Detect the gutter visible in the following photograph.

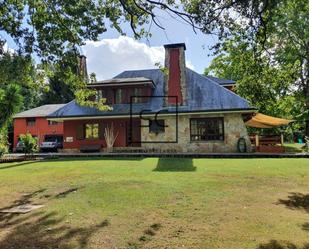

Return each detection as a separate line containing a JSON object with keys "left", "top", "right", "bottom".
{"left": 47, "top": 108, "right": 257, "bottom": 121}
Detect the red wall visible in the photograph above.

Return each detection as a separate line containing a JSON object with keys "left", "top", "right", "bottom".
{"left": 168, "top": 48, "right": 183, "bottom": 105}
{"left": 63, "top": 118, "right": 141, "bottom": 149}
{"left": 13, "top": 117, "right": 63, "bottom": 148}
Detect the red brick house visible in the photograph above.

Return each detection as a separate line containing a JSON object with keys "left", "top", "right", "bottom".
{"left": 47, "top": 43, "right": 256, "bottom": 153}
{"left": 13, "top": 104, "right": 65, "bottom": 150}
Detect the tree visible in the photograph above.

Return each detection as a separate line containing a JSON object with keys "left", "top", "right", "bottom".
{"left": 0, "top": 51, "right": 44, "bottom": 129}
{"left": 0, "top": 0, "right": 281, "bottom": 61}
{"left": 263, "top": 0, "right": 309, "bottom": 135}
{"left": 0, "top": 84, "right": 23, "bottom": 128}
{"left": 204, "top": 38, "right": 297, "bottom": 119}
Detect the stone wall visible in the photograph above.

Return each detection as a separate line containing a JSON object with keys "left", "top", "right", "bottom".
{"left": 140, "top": 113, "right": 251, "bottom": 153}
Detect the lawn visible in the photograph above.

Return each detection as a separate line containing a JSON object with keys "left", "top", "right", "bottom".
{"left": 0, "top": 158, "right": 308, "bottom": 249}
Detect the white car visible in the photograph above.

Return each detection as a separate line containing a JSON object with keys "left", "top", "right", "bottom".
{"left": 40, "top": 135, "right": 63, "bottom": 152}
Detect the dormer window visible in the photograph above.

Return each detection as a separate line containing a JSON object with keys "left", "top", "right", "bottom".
{"left": 88, "top": 77, "right": 154, "bottom": 105}
{"left": 132, "top": 88, "right": 143, "bottom": 103}
{"left": 95, "top": 90, "right": 102, "bottom": 102}
{"left": 115, "top": 89, "right": 123, "bottom": 104}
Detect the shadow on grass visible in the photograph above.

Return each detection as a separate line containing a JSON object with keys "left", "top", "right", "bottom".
{"left": 153, "top": 158, "right": 196, "bottom": 172}
{"left": 55, "top": 188, "right": 79, "bottom": 198}
{"left": 257, "top": 240, "right": 309, "bottom": 249}
{"left": 0, "top": 189, "right": 46, "bottom": 226}
{"left": 277, "top": 192, "right": 309, "bottom": 213}
{"left": 0, "top": 161, "right": 39, "bottom": 170}
{"left": 0, "top": 211, "right": 109, "bottom": 249}
{"left": 0, "top": 190, "right": 109, "bottom": 249}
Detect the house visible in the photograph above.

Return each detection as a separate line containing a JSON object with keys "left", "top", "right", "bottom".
{"left": 13, "top": 104, "right": 65, "bottom": 150}
{"left": 47, "top": 43, "right": 256, "bottom": 153}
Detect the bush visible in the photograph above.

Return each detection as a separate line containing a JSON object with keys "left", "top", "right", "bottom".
{"left": 0, "top": 143, "right": 7, "bottom": 157}
{"left": 19, "top": 133, "right": 38, "bottom": 155}
{"left": 0, "top": 132, "right": 8, "bottom": 158}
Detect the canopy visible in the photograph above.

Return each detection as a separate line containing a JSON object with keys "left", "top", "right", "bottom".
{"left": 245, "top": 113, "right": 294, "bottom": 128}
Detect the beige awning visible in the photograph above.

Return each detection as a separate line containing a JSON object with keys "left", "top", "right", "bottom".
{"left": 245, "top": 113, "right": 294, "bottom": 128}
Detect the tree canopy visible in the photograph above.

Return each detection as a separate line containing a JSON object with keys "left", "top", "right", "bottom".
{"left": 205, "top": 0, "right": 309, "bottom": 135}
{"left": 0, "top": 0, "right": 279, "bottom": 60}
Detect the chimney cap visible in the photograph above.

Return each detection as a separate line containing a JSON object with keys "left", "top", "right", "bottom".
{"left": 164, "top": 43, "right": 186, "bottom": 50}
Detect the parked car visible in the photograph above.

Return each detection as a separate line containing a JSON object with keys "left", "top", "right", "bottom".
{"left": 15, "top": 141, "right": 25, "bottom": 153}
{"left": 40, "top": 135, "right": 63, "bottom": 152}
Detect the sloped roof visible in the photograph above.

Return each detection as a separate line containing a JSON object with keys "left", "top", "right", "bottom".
{"left": 94, "top": 77, "right": 153, "bottom": 84}
{"left": 49, "top": 69, "right": 254, "bottom": 118}
{"left": 14, "top": 104, "right": 66, "bottom": 118}
{"left": 88, "top": 77, "right": 155, "bottom": 88}
{"left": 205, "top": 75, "right": 235, "bottom": 85}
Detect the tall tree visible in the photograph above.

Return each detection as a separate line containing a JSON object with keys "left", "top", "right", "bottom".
{"left": 0, "top": 52, "right": 43, "bottom": 128}
{"left": 264, "top": 0, "right": 309, "bottom": 135}
{"left": 204, "top": 38, "right": 297, "bottom": 119}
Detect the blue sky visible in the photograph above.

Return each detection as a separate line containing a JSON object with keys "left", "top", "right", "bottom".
{"left": 2, "top": 11, "right": 217, "bottom": 80}
{"left": 82, "top": 14, "right": 218, "bottom": 80}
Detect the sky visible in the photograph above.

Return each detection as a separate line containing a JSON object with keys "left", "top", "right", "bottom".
{"left": 83, "top": 14, "right": 218, "bottom": 80}
{"left": 2, "top": 10, "right": 218, "bottom": 81}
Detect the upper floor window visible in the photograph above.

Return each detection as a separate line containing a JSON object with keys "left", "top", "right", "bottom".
{"left": 132, "top": 88, "right": 144, "bottom": 103}
{"left": 190, "top": 118, "right": 224, "bottom": 141}
{"left": 26, "top": 118, "right": 36, "bottom": 127}
{"left": 95, "top": 90, "right": 103, "bottom": 102}
{"left": 114, "top": 89, "right": 123, "bottom": 104}
{"left": 48, "top": 120, "right": 58, "bottom": 125}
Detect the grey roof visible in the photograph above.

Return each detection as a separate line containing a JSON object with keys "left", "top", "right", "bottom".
{"left": 88, "top": 77, "right": 155, "bottom": 88}
{"left": 14, "top": 104, "right": 66, "bottom": 118}
{"left": 94, "top": 77, "right": 153, "bottom": 84}
{"left": 205, "top": 75, "right": 235, "bottom": 85}
{"left": 49, "top": 69, "right": 254, "bottom": 118}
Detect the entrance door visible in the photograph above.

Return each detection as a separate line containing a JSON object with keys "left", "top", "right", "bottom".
{"left": 126, "top": 119, "right": 141, "bottom": 147}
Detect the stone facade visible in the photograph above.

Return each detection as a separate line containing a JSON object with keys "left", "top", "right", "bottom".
{"left": 140, "top": 113, "right": 251, "bottom": 153}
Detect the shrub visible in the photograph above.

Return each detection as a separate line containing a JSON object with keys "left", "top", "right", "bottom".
{"left": 0, "top": 143, "right": 7, "bottom": 157}
{"left": 0, "top": 132, "right": 8, "bottom": 158}
{"left": 19, "top": 133, "right": 38, "bottom": 155}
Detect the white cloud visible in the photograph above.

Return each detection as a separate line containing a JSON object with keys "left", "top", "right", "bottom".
{"left": 186, "top": 60, "right": 195, "bottom": 70}
{"left": 2, "top": 43, "right": 15, "bottom": 54}
{"left": 82, "top": 36, "right": 194, "bottom": 80}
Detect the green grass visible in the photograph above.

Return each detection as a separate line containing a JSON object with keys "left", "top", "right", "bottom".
{"left": 0, "top": 158, "right": 308, "bottom": 249}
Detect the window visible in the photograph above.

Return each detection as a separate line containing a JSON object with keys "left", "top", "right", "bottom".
{"left": 149, "top": 120, "right": 165, "bottom": 134}
{"left": 85, "top": 124, "right": 99, "bottom": 139}
{"left": 48, "top": 120, "right": 58, "bottom": 125}
{"left": 190, "top": 118, "right": 224, "bottom": 141}
{"left": 101, "top": 90, "right": 109, "bottom": 104}
{"left": 132, "top": 88, "right": 143, "bottom": 103}
{"left": 26, "top": 118, "right": 36, "bottom": 126}
{"left": 114, "top": 89, "right": 122, "bottom": 104}
{"left": 95, "top": 90, "right": 103, "bottom": 102}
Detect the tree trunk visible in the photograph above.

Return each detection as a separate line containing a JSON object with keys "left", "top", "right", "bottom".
{"left": 306, "top": 120, "right": 309, "bottom": 137}
{"left": 302, "top": 59, "right": 309, "bottom": 137}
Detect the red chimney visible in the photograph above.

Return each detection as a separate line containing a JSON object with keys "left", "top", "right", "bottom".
{"left": 164, "top": 43, "right": 187, "bottom": 106}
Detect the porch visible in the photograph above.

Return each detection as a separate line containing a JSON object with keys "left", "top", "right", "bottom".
{"left": 62, "top": 118, "right": 141, "bottom": 152}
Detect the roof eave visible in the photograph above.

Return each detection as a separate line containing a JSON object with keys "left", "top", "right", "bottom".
{"left": 47, "top": 108, "right": 257, "bottom": 121}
